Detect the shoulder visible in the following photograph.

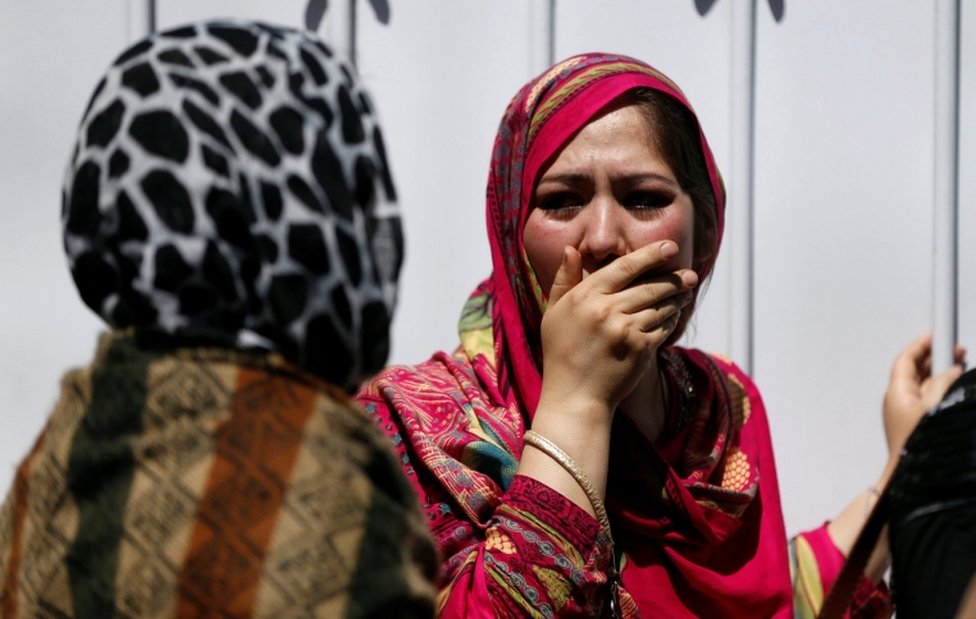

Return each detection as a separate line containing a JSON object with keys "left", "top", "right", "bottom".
{"left": 667, "top": 345, "right": 765, "bottom": 408}
{"left": 706, "top": 351, "right": 761, "bottom": 398}
{"left": 355, "top": 350, "right": 485, "bottom": 438}
{"left": 357, "top": 351, "right": 463, "bottom": 400}
{"left": 667, "top": 347, "right": 776, "bottom": 461}
{"left": 668, "top": 345, "right": 756, "bottom": 383}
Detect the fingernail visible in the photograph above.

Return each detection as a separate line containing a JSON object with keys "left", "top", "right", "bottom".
{"left": 660, "top": 241, "right": 677, "bottom": 257}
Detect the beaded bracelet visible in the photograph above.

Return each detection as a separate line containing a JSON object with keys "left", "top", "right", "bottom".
{"left": 522, "top": 430, "right": 611, "bottom": 531}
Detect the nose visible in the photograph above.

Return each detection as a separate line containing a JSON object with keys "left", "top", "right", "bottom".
{"left": 578, "top": 201, "right": 627, "bottom": 263}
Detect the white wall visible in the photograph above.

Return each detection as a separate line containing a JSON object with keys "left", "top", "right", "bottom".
{"left": 754, "top": 2, "right": 943, "bottom": 532}
{"left": 1, "top": 1, "right": 971, "bottom": 537}
{"left": 0, "top": 1, "right": 130, "bottom": 485}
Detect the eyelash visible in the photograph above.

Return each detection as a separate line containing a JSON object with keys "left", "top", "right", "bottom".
{"left": 624, "top": 191, "right": 673, "bottom": 210}
{"left": 536, "top": 191, "right": 674, "bottom": 213}
{"left": 537, "top": 193, "right": 583, "bottom": 212}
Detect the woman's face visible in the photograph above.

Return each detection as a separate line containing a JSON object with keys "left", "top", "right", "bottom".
{"left": 524, "top": 103, "right": 695, "bottom": 296}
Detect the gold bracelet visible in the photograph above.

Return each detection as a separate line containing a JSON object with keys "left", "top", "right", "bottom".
{"left": 522, "top": 430, "right": 610, "bottom": 530}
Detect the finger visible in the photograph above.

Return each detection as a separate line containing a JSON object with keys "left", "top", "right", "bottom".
{"left": 589, "top": 241, "right": 681, "bottom": 293}
{"left": 547, "top": 246, "right": 583, "bottom": 307}
{"left": 914, "top": 333, "right": 935, "bottom": 378}
{"left": 922, "top": 364, "right": 965, "bottom": 409}
{"left": 678, "top": 268, "right": 700, "bottom": 289}
{"left": 617, "top": 270, "right": 697, "bottom": 314}
{"left": 656, "top": 311, "right": 681, "bottom": 340}
{"left": 661, "top": 308, "right": 682, "bottom": 334}
{"left": 630, "top": 308, "right": 682, "bottom": 344}
{"left": 920, "top": 355, "right": 932, "bottom": 380}
{"left": 891, "top": 332, "right": 933, "bottom": 382}
{"left": 954, "top": 345, "right": 968, "bottom": 367}
{"left": 632, "top": 292, "right": 690, "bottom": 333}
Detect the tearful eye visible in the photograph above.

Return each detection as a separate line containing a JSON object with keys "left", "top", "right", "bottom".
{"left": 536, "top": 192, "right": 584, "bottom": 213}
{"left": 625, "top": 191, "right": 673, "bottom": 210}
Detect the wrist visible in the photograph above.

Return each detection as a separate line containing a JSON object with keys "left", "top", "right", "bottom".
{"left": 528, "top": 397, "right": 613, "bottom": 497}
{"left": 877, "top": 455, "right": 901, "bottom": 489}
{"left": 534, "top": 389, "right": 615, "bottom": 432}
{"left": 529, "top": 406, "right": 613, "bottom": 464}
{"left": 522, "top": 430, "right": 611, "bottom": 530}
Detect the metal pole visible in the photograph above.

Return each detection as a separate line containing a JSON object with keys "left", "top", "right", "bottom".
{"left": 548, "top": 0, "right": 556, "bottom": 67}
{"left": 729, "top": 0, "right": 757, "bottom": 373}
{"left": 933, "top": 0, "right": 960, "bottom": 371}
{"left": 127, "top": 0, "right": 155, "bottom": 40}
{"left": 527, "top": 0, "right": 554, "bottom": 76}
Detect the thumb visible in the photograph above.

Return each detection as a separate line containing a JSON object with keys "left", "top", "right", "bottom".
{"left": 922, "top": 364, "right": 965, "bottom": 410}
{"left": 547, "top": 246, "right": 582, "bottom": 307}
{"left": 891, "top": 332, "right": 932, "bottom": 383}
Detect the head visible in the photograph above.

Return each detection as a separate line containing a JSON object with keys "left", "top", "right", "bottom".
{"left": 62, "top": 20, "right": 402, "bottom": 391}
{"left": 523, "top": 91, "right": 717, "bottom": 342}
{"left": 486, "top": 54, "right": 724, "bottom": 374}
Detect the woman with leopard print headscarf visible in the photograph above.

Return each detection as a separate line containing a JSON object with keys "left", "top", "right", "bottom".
{"left": 0, "top": 19, "right": 436, "bottom": 618}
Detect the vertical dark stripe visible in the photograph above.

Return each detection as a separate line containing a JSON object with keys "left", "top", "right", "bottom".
{"left": 65, "top": 338, "right": 149, "bottom": 616}
{"left": 346, "top": 447, "right": 436, "bottom": 619}
{"left": 2, "top": 427, "right": 49, "bottom": 619}
{"left": 547, "top": 0, "right": 556, "bottom": 67}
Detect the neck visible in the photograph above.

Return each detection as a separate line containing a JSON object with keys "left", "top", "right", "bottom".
{"left": 618, "top": 355, "right": 667, "bottom": 445}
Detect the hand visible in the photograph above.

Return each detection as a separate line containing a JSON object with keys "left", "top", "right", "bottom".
{"left": 537, "top": 240, "right": 698, "bottom": 418}
{"left": 883, "top": 332, "right": 966, "bottom": 459}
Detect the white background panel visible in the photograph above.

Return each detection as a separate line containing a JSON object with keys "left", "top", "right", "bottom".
{"left": 356, "top": 1, "right": 543, "bottom": 367}
{"left": 0, "top": 1, "right": 130, "bottom": 493}
{"left": 156, "top": 1, "right": 308, "bottom": 31}
{"left": 754, "top": 1, "right": 937, "bottom": 532}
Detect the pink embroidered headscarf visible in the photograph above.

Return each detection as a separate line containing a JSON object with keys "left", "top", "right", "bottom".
{"left": 483, "top": 53, "right": 725, "bottom": 417}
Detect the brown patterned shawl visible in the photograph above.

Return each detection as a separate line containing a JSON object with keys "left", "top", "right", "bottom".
{"left": 0, "top": 332, "right": 436, "bottom": 618}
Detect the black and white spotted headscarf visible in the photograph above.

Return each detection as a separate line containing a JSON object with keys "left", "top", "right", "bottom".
{"left": 62, "top": 19, "right": 403, "bottom": 391}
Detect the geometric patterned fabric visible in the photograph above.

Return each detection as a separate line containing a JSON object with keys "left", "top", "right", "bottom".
{"left": 0, "top": 332, "right": 437, "bottom": 618}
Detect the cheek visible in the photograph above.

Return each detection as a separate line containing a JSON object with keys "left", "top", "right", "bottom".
{"left": 671, "top": 220, "right": 695, "bottom": 268}
{"left": 522, "top": 218, "right": 567, "bottom": 296}
{"left": 633, "top": 212, "right": 695, "bottom": 268}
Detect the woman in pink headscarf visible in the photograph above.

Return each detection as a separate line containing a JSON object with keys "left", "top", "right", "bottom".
{"left": 357, "top": 53, "right": 961, "bottom": 617}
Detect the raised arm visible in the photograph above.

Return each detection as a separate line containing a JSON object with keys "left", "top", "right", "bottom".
{"left": 826, "top": 333, "right": 965, "bottom": 579}
{"left": 357, "top": 240, "right": 698, "bottom": 617}
{"left": 521, "top": 241, "right": 697, "bottom": 521}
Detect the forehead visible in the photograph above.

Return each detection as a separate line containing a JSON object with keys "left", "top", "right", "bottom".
{"left": 540, "top": 103, "right": 668, "bottom": 176}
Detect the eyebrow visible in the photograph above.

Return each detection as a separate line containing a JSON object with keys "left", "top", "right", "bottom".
{"left": 537, "top": 172, "right": 679, "bottom": 188}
